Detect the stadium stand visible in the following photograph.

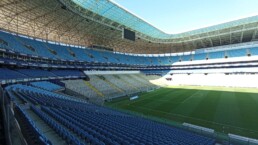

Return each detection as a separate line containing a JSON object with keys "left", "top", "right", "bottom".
{"left": 14, "top": 105, "right": 51, "bottom": 145}
{"left": 103, "top": 75, "right": 139, "bottom": 95}
{"left": 181, "top": 54, "right": 192, "bottom": 61}
{"left": 128, "top": 74, "right": 158, "bottom": 88}
{"left": 0, "top": 68, "right": 28, "bottom": 80}
{"left": 116, "top": 74, "right": 151, "bottom": 92}
{"left": 62, "top": 74, "right": 159, "bottom": 101}
{"left": 227, "top": 49, "right": 247, "bottom": 57}
{"left": 1, "top": 31, "right": 258, "bottom": 67}
{"left": 51, "top": 70, "right": 85, "bottom": 78}
{"left": 62, "top": 80, "right": 102, "bottom": 98}
{"left": 2, "top": 0, "right": 258, "bottom": 144}
{"left": 30, "top": 81, "right": 64, "bottom": 91}
{"left": 123, "top": 74, "right": 160, "bottom": 91}
{"left": 87, "top": 75, "right": 124, "bottom": 99}
{"left": 249, "top": 47, "right": 258, "bottom": 55}
{"left": 193, "top": 53, "right": 207, "bottom": 60}
{"left": 208, "top": 51, "right": 225, "bottom": 59}
{"left": 17, "top": 69, "right": 57, "bottom": 78}
{"left": 5, "top": 84, "right": 216, "bottom": 145}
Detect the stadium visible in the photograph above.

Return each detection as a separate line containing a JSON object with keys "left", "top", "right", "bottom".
{"left": 1, "top": 0, "right": 258, "bottom": 144}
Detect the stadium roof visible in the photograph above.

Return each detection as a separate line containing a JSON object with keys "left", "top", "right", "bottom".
{"left": 72, "top": 0, "right": 258, "bottom": 39}
{"left": 1, "top": 0, "right": 258, "bottom": 54}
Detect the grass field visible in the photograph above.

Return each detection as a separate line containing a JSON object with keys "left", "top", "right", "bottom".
{"left": 106, "top": 86, "right": 258, "bottom": 139}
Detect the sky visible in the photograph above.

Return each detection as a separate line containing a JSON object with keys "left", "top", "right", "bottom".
{"left": 112, "top": 0, "right": 258, "bottom": 34}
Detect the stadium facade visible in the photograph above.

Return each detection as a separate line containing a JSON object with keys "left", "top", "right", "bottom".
{"left": 0, "top": 0, "right": 258, "bottom": 145}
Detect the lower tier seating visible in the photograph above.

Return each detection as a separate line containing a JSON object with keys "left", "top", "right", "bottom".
{"left": 30, "top": 81, "right": 64, "bottom": 91}
{"left": 62, "top": 79, "right": 102, "bottom": 99}
{"left": 6, "top": 84, "right": 216, "bottom": 145}
{"left": 63, "top": 74, "right": 159, "bottom": 101}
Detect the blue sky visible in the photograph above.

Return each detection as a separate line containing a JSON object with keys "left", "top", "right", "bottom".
{"left": 112, "top": 0, "right": 258, "bottom": 34}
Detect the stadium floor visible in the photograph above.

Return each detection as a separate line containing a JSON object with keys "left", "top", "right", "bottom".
{"left": 106, "top": 86, "right": 258, "bottom": 139}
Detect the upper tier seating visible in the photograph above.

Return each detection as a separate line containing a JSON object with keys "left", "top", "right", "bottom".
{"left": 171, "top": 56, "right": 180, "bottom": 62}
{"left": 181, "top": 54, "right": 192, "bottom": 61}
{"left": 158, "top": 56, "right": 171, "bottom": 65}
{"left": 6, "top": 84, "right": 216, "bottom": 145}
{"left": 249, "top": 47, "right": 258, "bottom": 55}
{"left": 0, "top": 32, "right": 37, "bottom": 55}
{"left": 208, "top": 51, "right": 225, "bottom": 59}
{"left": 17, "top": 36, "right": 57, "bottom": 58}
{"left": 227, "top": 49, "right": 247, "bottom": 57}
{"left": 69, "top": 47, "right": 93, "bottom": 62}
{"left": 194, "top": 53, "right": 207, "bottom": 60}
{"left": 0, "top": 31, "right": 257, "bottom": 66}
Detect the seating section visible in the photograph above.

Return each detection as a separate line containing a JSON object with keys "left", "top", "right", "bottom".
{"left": 14, "top": 105, "right": 51, "bottom": 145}
{"left": 171, "top": 56, "right": 180, "bottom": 62}
{"left": 63, "top": 74, "right": 158, "bottom": 101}
{"left": 181, "top": 54, "right": 192, "bottom": 61}
{"left": 0, "top": 68, "right": 27, "bottom": 81}
{"left": 63, "top": 79, "right": 102, "bottom": 99}
{"left": 129, "top": 74, "right": 160, "bottom": 88}
{"left": 194, "top": 53, "right": 207, "bottom": 60}
{"left": 6, "top": 84, "right": 216, "bottom": 145}
{"left": 103, "top": 75, "right": 139, "bottom": 95}
{"left": 0, "top": 68, "right": 86, "bottom": 83}
{"left": 141, "top": 70, "right": 170, "bottom": 76}
{"left": 17, "top": 69, "right": 57, "bottom": 78}
{"left": 249, "top": 47, "right": 258, "bottom": 55}
{"left": 17, "top": 35, "right": 57, "bottom": 58}
{"left": 88, "top": 75, "right": 123, "bottom": 99}
{"left": 50, "top": 70, "right": 85, "bottom": 77}
{"left": 208, "top": 51, "right": 225, "bottom": 59}
{"left": 227, "top": 49, "right": 247, "bottom": 57}
{"left": 158, "top": 57, "right": 171, "bottom": 65}
{"left": 0, "top": 32, "right": 37, "bottom": 55}
{"left": 0, "top": 31, "right": 255, "bottom": 66}
{"left": 30, "top": 81, "right": 64, "bottom": 91}
{"left": 116, "top": 74, "right": 151, "bottom": 91}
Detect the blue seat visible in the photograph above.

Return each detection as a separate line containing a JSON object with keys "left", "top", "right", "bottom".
{"left": 7, "top": 84, "right": 216, "bottom": 145}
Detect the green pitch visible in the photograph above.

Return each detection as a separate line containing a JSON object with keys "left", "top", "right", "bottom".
{"left": 106, "top": 86, "right": 258, "bottom": 139}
